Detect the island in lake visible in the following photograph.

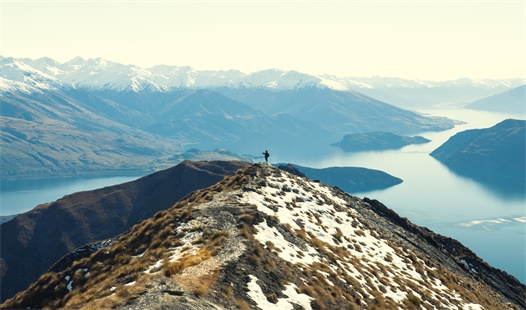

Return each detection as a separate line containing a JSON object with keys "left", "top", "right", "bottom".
{"left": 430, "top": 119, "right": 525, "bottom": 198}
{"left": 332, "top": 131, "right": 430, "bottom": 152}
{"left": 276, "top": 163, "right": 403, "bottom": 193}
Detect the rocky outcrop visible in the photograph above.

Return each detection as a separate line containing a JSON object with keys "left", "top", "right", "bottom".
{"left": 277, "top": 163, "right": 306, "bottom": 177}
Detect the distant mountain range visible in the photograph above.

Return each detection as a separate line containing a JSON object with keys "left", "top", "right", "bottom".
{"left": 2, "top": 56, "right": 522, "bottom": 99}
{"left": 2, "top": 163, "right": 523, "bottom": 309}
{"left": 1, "top": 56, "right": 465, "bottom": 179}
{"left": 465, "top": 84, "right": 525, "bottom": 115}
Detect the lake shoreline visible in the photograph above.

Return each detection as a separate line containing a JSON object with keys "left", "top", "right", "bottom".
{"left": 1, "top": 168, "right": 153, "bottom": 183}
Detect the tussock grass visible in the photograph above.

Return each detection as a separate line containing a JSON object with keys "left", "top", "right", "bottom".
{"left": 165, "top": 249, "right": 212, "bottom": 276}
{"left": 234, "top": 299, "right": 251, "bottom": 310}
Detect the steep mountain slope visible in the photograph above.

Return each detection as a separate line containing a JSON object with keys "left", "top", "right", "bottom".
{"left": 0, "top": 161, "right": 250, "bottom": 302}
{"left": 146, "top": 90, "right": 302, "bottom": 146}
{"left": 3, "top": 56, "right": 460, "bottom": 137}
{"left": 2, "top": 164, "right": 523, "bottom": 309}
{"left": 430, "top": 119, "right": 526, "bottom": 169}
{"left": 465, "top": 84, "right": 525, "bottom": 115}
{"left": 0, "top": 88, "right": 181, "bottom": 179}
{"left": 216, "top": 87, "right": 455, "bottom": 135}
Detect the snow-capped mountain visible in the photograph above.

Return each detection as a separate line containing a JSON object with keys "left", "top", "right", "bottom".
{"left": 0, "top": 57, "right": 59, "bottom": 93}
{"left": 1, "top": 56, "right": 523, "bottom": 97}
{"left": 1, "top": 56, "right": 332, "bottom": 92}
{"left": 1, "top": 55, "right": 520, "bottom": 179}
{"left": 2, "top": 163, "right": 523, "bottom": 309}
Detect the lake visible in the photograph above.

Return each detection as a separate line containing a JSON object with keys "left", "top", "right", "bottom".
{"left": 0, "top": 175, "right": 142, "bottom": 217}
{"left": 1, "top": 108, "right": 524, "bottom": 283}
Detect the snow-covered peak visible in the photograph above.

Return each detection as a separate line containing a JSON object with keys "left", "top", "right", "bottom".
{"left": 0, "top": 57, "right": 58, "bottom": 92}
{"left": 53, "top": 58, "right": 165, "bottom": 91}
{"left": 24, "top": 57, "right": 64, "bottom": 77}
{"left": 1, "top": 56, "right": 524, "bottom": 93}
{"left": 240, "top": 69, "right": 321, "bottom": 89}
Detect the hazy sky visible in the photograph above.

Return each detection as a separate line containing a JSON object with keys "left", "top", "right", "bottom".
{"left": 1, "top": 0, "right": 525, "bottom": 80}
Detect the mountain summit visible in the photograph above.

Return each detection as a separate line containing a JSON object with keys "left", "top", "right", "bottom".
{"left": 2, "top": 163, "right": 522, "bottom": 309}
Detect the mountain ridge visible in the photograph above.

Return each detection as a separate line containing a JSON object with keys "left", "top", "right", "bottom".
{"left": 465, "top": 84, "right": 526, "bottom": 115}
{"left": 1, "top": 163, "right": 523, "bottom": 309}
{"left": 2, "top": 56, "right": 523, "bottom": 94}
{"left": 0, "top": 160, "right": 251, "bottom": 302}
{"left": 2, "top": 57, "right": 465, "bottom": 179}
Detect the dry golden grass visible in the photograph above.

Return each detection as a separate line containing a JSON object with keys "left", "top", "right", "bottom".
{"left": 240, "top": 224, "right": 256, "bottom": 241}
{"left": 355, "top": 229, "right": 366, "bottom": 237}
{"left": 234, "top": 299, "right": 251, "bottom": 310}
{"left": 166, "top": 249, "right": 212, "bottom": 276}
{"left": 171, "top": 256, "right": 220, "bottom": 297}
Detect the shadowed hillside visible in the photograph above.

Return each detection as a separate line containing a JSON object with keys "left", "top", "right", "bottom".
{"left": 0, "top": 160, "right": 249, "bottom": 302}
{"left": 430, "top": 119, "right": 525, "bottom": 170}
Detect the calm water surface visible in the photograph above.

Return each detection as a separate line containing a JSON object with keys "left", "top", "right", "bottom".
{"left": 1, "top": 108, "right": 524, "bottom": 283}
{"left": 1, "top": 175, "right": 142, "bottom": 216}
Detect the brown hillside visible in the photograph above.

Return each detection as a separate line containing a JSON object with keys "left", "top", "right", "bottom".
{"left": 0, "top": 160, "right": 250, "bottom": 302}
{"left": 2, "top": 163, "right": 523, "bottom": 310}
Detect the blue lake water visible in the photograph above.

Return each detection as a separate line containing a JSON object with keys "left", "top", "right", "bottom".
{"left": 0, "top": 175, "right": 142, "bottom": 216}
{"left": 0, "top": 108, "right": 524, "bottom": 283}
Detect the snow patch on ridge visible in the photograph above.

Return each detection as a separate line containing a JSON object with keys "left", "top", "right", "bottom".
{"left": 240, "top": 168, "right": 483, "bottom": 309}
{"left": 247, "top": 275, "right": 313, "bottom": 310}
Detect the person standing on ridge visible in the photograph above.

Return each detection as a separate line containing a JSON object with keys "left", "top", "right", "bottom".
{"left": 262, "top": 150, "right": 270, "bottom": 163}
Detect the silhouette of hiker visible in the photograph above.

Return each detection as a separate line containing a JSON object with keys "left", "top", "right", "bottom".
{"left": 262, "top": 150, "right": 270, "bottom": 163}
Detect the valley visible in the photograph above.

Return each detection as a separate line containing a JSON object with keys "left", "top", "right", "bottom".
{"left": 4, "top": 56, "right": 521, "bottom": 179}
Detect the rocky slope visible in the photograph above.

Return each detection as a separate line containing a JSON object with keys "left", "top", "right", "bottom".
{"left": 0, "top": 160, "right": 250, "bottom": 302}
{"left": 2, "top": 163, "right": 523, "bottom": 309}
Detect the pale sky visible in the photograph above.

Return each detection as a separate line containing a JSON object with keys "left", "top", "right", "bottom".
{"left": 1, "top": 0, "right": 525, "bottom": 80}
